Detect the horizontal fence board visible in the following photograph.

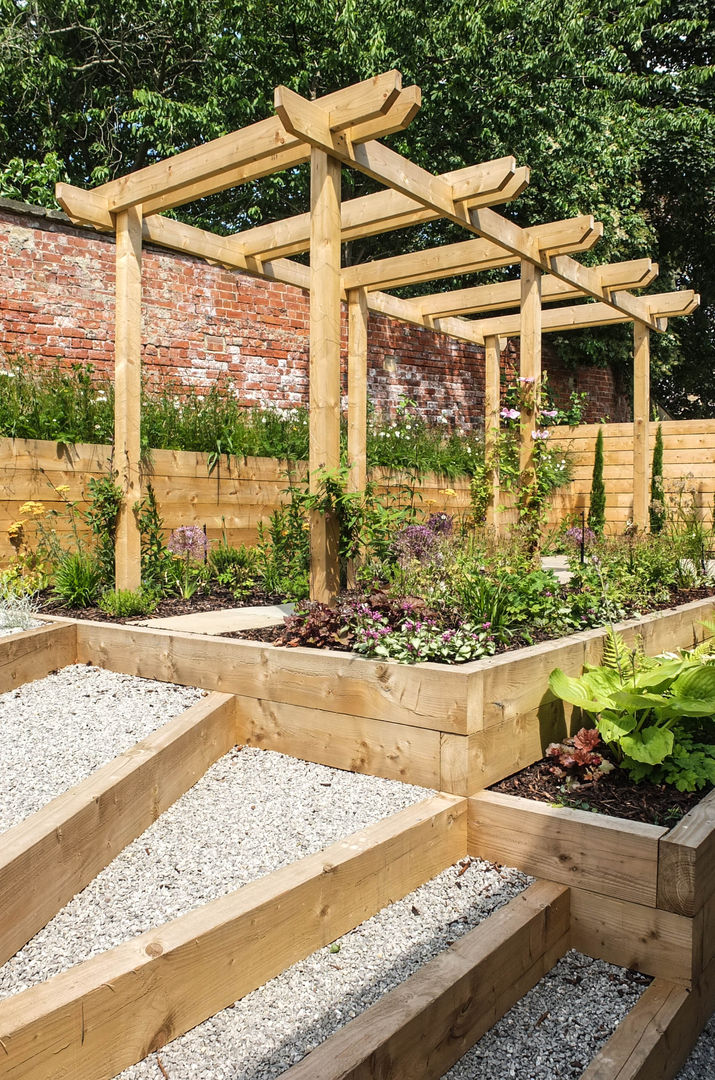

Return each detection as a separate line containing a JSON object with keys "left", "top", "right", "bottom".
{"left": 1, "top": 419, "right": 713, "bottom": 564}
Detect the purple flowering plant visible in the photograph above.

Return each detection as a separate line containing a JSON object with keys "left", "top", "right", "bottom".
{"left": 391, "top": 524, "right": 441, "bottom": 566}
{"left": 167, "top": 525, "right": 208, "bottom": 599}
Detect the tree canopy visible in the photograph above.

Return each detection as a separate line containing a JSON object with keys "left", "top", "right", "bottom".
{"left": 0, "top": 0, "right": 712, "bottom": 414}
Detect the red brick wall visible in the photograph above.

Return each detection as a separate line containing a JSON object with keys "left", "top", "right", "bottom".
{"left": 0, "top": 199, "right": 629, "bottom": 426}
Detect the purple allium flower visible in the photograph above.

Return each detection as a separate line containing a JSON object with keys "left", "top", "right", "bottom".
{"left": 167, "top": 525, "right": 208, "bottom": 561}
{"left": 427, "top": 512, "right": 454, "bottom": 536}
{"left": 565, "top": 526, "right": 596, "bottom": 548}
{"left": 392, "top": 524, "right": 439, "bottom": 566}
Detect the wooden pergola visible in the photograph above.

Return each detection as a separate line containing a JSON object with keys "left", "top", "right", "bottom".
{"left": 56, "top": 72, "right": 699, "bottom": 601}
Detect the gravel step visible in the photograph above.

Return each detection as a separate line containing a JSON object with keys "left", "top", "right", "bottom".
{"left": 0, "top": 664, "right": 204, "bottom": 832}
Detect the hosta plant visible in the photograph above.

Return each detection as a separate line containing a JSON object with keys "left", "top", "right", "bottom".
{"left": 549, "top": 628, "right": 715, "bottom": 791}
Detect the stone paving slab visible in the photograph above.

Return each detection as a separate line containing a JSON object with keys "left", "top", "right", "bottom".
{"left": 136, "top": 604, "right": 294, "bottom": 635}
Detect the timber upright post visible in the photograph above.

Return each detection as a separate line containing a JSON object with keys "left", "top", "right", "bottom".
{"left": 114, "top": 205, "right": 143, "bottom": 591}
{"left": 309, "top": 148, "right": 342, "bottom": 603}
{"left": 483, "top": 334, "right": 502, "bottom": 532}
{"left": 347, "top": 288, "right": 369, "bottom": 496}
{"left": 519, "top": 261, "right": 542, "bottom": 529}
{"left": 633, "top": 321, "right": 651, "bottom": 530}
{"left": 346, "top": 287, "right": 369, "bottom": 589}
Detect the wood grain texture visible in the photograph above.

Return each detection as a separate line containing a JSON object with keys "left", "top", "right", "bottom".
{"left": 280, "top": 881, "right": 570, "bottom": 1080}
{"left": 0, "top": 794, "right": 465, "bottom": 1080}
{"left": 73, "top": 620, "right": 471, "bottom": 733}
{"left": 234, "top": 694, "right": 442, "bottom": 788}
{"left": 581, "top": 957, "right": 715, "bottom": 1080}
{"left": 570, "top": 888, "right": 699, "bottom": 986}
{"left": 114, "top": 204, "right": 143, "bottom": 590}
{"left": 0, "top": 621, "right": 76, "bottom": 694}
{"left": 0, "top": 693, "right": 236, "bottom": 966}
{"left": 658, "top": 787, "right": 715, "bottom": 917}
{"left": 468, "top": 791, "right": 666, "bottom": 905}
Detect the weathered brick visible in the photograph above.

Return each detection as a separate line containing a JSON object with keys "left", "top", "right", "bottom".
{"left": 0, "top": 200, "right": 630, "bottom": 423}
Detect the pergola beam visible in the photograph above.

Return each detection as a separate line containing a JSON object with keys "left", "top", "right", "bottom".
{"left": 341, "top": 218, "right": 602, "bottom": 292}
{"left": 233, "top": 161, "right": 529, "bottom": 260}
{"left": 76, "top": 73, "right": 415, "bottom": 216}
{"left": 274, "top": 87, "right": 662, "bottom": 331}
{"left": 472, "top": 290, "right": 699, "bottom": 337}
{"left": 416, "top": 259, "right": 658, "bottom": 318}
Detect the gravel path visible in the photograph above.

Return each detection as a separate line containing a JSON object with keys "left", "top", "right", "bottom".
{"left": 0, "top": 746, "right": 435, "bottom": 1001}
{"left": 0, "top": 664, "right": 204, "bottom": 832}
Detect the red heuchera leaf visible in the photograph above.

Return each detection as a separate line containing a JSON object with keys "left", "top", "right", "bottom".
{"left": 574, "top": 727, "right": 600, "bottom": 752}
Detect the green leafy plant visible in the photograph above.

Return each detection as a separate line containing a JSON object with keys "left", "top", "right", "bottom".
{"left": 52, "top": 550, "right": 103, "bottom": 608}
{"left": 208, "top": 539, "right": 260, "bottom": 599}
{"left": 588, "top": 427, "right": 606, "bottom": 537}
{"left": 83, "top": 473, "right": 123, "bottom": 585}
{"left": 549, "top": 629, "right": 715, "bottom": 790}
{"left": 134, "top": 485, "right": 173, "bottom": 591}
{"left": 98, "top": 587, "right": 158, "bottom": 617}
{"left": 649, "top": 423, "right": 666, "bottom": 534}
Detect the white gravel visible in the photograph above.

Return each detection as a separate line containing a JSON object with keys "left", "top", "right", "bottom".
{"left": 444, "top": 952, "right": 714, "bottom": 1080}
{"left": 119, "top": 857, "right": 530, "bottom": 1080}
{"left": 0, "top": 664, "right": 204, "bottom": 832}
{"left": 1, "top": 662, "right": 712, "bottom": 1078}
{"left": 0, "top": 746, "right": 436, "bottom": 1001}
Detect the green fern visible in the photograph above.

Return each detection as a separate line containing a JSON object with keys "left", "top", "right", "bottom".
{"left": 690, "top": 621, "right": 715, "bottom": 661}
{"left": 602, "top": 629, "right": 632, "bottom": 672}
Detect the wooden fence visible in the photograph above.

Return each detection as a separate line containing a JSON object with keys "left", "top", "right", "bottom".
{"left": 0, "top": 437, "right": 472, "bottom": 566}
{"left": 547, "top": 419, "right": 715, "bottom": 532}
{"left": 1, "top": 420, "right": 712, "bottom": 565}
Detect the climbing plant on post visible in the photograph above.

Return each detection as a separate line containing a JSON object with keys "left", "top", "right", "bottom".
{"left": 588, "top": 427, "right": 606, "bottom": 536}
{"left": 650, "top": 422, "right": 666, "bottom": 533}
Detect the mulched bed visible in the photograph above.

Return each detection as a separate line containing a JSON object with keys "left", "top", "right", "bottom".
{"left": 490, "top": 755, "right": 708, "bottom": 826}
{"left": 221, "top": 583, "right": 715, "bottom": 652}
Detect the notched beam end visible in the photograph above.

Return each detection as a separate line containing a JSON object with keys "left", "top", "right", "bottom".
{"left": 55, "top": 182, "right": 114, "bottom": 232}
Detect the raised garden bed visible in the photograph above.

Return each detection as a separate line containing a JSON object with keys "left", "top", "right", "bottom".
{"left": 0, "top": 600, "right": 713, "bottom": 1080}
{"left": 36, "top": 593, "right": 715, "bottom": 796}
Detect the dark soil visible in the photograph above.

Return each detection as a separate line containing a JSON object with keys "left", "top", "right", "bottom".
{"left": 490, "top": 755, "right": 709, "bottom": 827}
{"left": 40, "top": 582, "right": 714, "bottom": 649}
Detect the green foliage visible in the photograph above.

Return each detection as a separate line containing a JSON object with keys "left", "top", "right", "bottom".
{"left": 208, "top": 540, "right": 260, "bottom": 599}
{"left": 133, "top": 484, "right": 173, "bottom": 590}
{"left": 0, "top": 361, "right": 493, "bottom": 479}
{"left": 549, "top": 631, "right": 715, "bottom": 791}
{"left": 83, "top": 474, "right": 123, "bottom": 585}
{"left": 587, "top": 428, "right": 606, "bottom": 537}
{"left": 0, "top": 2, "right": 710, "bottom": 411}
{"left": 98, "top": 587, "right": 158, "bottom": 617}
{"left": 650, "top": 424, "right": 666, "bottom": 534}
{"left": 0, "top": 359, "right": 113, "bottom": 444}
{"left": 255, "top": 485, "right": 311, "bottom": 601}
{"left": 52, "top": 551, "right": 103, "bottom": 607}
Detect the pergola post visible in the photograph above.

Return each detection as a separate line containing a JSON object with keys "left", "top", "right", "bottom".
{"left": 114, "top": 206, "right": 143, "bottom": 591}
{"left": 519, "top": 261, "right": 542, "bottom": 478}
{"left": 347, "top": 288, "right": 369, "bottom": 495}
{"left": 633, "top": 321, "right": 651, "bottom": 530}
{"left": 484, "top": 334, "right": 501, "bottom": 531}
{"left": 309, "top": 148, "right": 342, "bottom": 603}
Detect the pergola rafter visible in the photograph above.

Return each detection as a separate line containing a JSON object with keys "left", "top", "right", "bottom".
{"left": 415, "top": 259, "right": 659, "bottom": 318}
{"left": 54, "top": 71, "right": 699, "bottom": 598}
